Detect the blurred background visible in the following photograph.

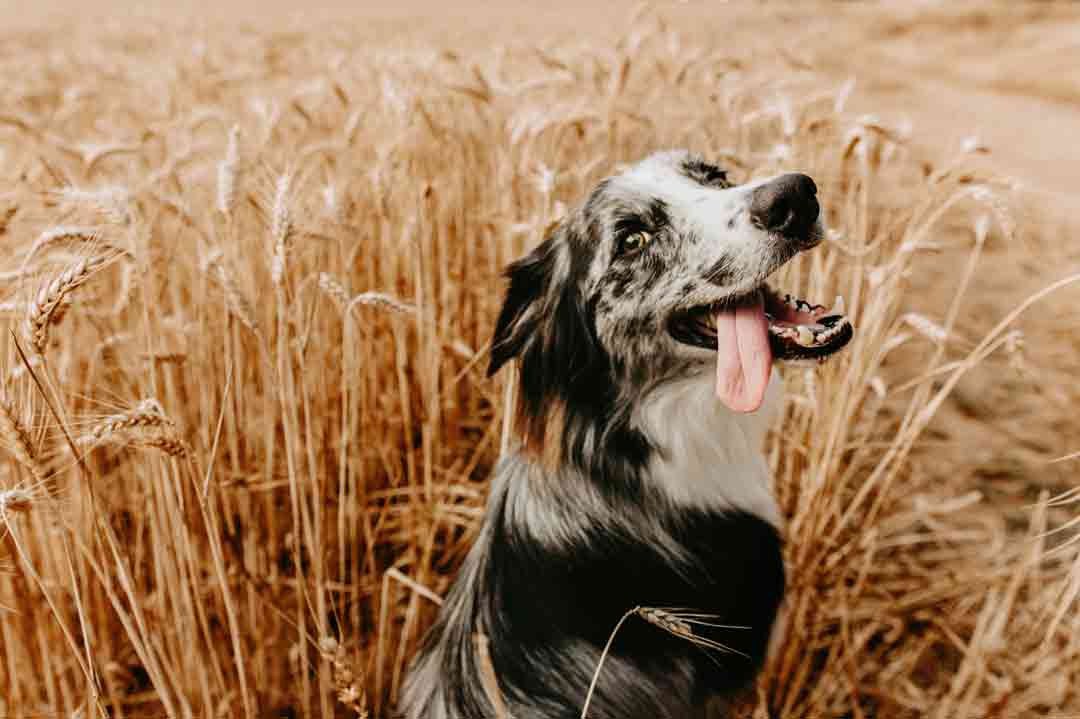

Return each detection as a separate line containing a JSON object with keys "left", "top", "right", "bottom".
{"left": 10, "top": 1, "right": 1077, "bottom": 208}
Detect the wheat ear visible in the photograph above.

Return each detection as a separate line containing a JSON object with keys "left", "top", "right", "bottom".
{"left": 26, "top": 254, "right": 109, "bottom": 354}
{"left": 270, "top": 172, "right": 292, "bottom": 286}
{"left": 79, "top": 399, "right": 187, "bottom": 457}
{"left": 0, "top": 401, "right": 45, "bottom": 483}
{"left": 318, "top": 637, "right": 368, "bottom": 717}
{"left": 0, "top": 486, "right": 34, "bottom": 516}
{"left": 217, "top": 124, "right": 241, "bottom": 216}
{"left": 319, "top": 272, "right": 416, "bottom": 316}
{"left": 581, "top": 606, "right": 749, "bottom": 719}
{"left": 204, "top": 252, "right": 259, "bottom": 332}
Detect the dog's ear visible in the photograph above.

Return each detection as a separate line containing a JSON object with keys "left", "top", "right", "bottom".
{"left": 488, "top": 222, "right": 604, "bottom": 384}
{"left": 489, "top": 221, "right": 610, "bottom": 455}
{"left": 488, "top": 233, "right": 562, "bottom": 377}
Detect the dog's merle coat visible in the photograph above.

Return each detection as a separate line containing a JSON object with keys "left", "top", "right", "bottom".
{"left": 401, "top": 151, "right": 822, "bottom": 719}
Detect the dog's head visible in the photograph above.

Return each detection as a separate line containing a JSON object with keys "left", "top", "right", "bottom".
{"left": 490, "top": 151, "right": 851, "bottom": 459}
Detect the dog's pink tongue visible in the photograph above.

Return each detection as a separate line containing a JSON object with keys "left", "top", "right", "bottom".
{"left": 715, "top": 291, "right": 773, "bottom": 413}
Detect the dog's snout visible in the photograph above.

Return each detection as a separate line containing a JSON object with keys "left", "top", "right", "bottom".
{"left": 749, "top": 173, "right": 819, "bottom": 240}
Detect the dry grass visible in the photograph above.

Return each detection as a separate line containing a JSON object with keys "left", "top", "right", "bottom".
{"left": 1, "top": 5, "right": 1079, "bottom": 719}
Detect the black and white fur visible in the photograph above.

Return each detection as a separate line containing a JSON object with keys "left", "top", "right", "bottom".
{"left": 402, "top": 150, "right": 822, "bottom": 719}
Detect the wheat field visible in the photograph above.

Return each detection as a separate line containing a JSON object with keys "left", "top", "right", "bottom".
{"left": 1, "top": 3, "right": 1079, "bottom": 718}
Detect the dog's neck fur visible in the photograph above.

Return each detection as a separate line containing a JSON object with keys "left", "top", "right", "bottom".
{"left": 631, "top": 369, "right": 782, "bottom": 527}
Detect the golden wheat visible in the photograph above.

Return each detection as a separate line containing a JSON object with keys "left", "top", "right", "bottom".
{"left": 0, "top": 400, "right": 45, "bottom": 484}
{"left": 319, "top": 636, "right": 370, "bottom": 717}
{"left": 0, "top": 487, "right": 34, "bottom": 516}
{"left": 25, "top": 254, "right": 111, "bottom": 354}
{"left": 204, "top": 251, "right": 260, "bottom": 333}
{"left": 0, "top": 5, "right": 1076, "bottom": 719}
{"left": 218, "top": 125, "right": 242, "bottom": 217}
{"left": 79, "top": 399, "right": 187, "bottom": 457}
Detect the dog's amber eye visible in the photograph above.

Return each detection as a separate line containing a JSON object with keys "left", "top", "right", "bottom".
{"left": 621, "top": 231, "right": 652, "bottom": 254}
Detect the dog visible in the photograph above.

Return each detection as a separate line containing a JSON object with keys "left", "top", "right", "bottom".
{"left": 401, "top": 150, "right": 853, "bottom": 719}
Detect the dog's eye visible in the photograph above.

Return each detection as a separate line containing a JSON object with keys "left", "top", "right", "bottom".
{"left": 619, "top": 231, "right": 652, "bottom": 255}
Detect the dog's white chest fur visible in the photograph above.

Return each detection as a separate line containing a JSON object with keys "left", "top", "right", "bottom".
{"left": 632, "top": 370, "right": 782, "bottom": 526}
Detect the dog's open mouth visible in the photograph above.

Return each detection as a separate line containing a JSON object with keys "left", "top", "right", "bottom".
{"left": 669, "top": 286, "right": 853, "bottom": 412}
{"left": 669, "top": 286, "right": 853, "bottom": 359}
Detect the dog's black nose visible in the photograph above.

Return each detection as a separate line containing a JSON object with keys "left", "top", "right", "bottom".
{"left": 749, "top": 173, "right": 819, "bottom": 240}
